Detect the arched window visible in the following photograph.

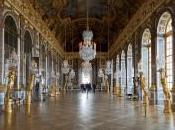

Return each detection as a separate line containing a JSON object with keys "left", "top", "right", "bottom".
{"left": 127, "top": 44, "right": 134, "bottom": 94}
{"left": 115, "top": 55, "right": 120, "bottom": 85}
{"left": 157, "top": 12, "right": 173, "bottom": 90}
{"left": 141, "top": 29, "right": 151, "bottom": 89}
{"left": 121, "top": 50, "right": 126, "bottom": 94}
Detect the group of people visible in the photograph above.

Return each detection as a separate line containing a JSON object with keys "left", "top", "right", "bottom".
{"left": 80, "top": 83, "right": 96, "bottom": 93}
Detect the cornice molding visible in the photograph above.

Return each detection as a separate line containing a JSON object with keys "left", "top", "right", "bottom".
{"left": 4, "top": 0, "right": 64, "bottom": 57}
{"left": 65, "top": 52, "right": 108, "bottom": 59}
{"left": 109, "top": 0, "right": 167, "bottom": 57}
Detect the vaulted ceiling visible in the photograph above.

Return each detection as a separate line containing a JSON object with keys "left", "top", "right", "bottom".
{"left": 30, "top": 0, "right": 146, "bottom": 52}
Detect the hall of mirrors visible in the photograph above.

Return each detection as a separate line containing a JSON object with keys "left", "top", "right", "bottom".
{"left": 0, "top": 0, "right": 175, "bottom": 130}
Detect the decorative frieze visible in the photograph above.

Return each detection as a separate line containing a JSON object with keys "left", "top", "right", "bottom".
{"left": 4, "top": 0, "right": 64, "bottom": 57}
{"left": 65, "top": 52, "right": 108, "bottom": 60}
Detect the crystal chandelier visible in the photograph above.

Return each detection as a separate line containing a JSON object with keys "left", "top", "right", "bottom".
{"left": 62, "top": 25, "right": 70, "bottom": 75}
{"left": 82, "top": 61, "right": 92, "bottom": 73}
{"left": 7, "top": 48, "right": 18, "bottom": 69}
{"left": 61, "top": 60, "right": 70, "bottom": 74}
{"left": 68, "top": 26, "right": 76, "bottom": 79}
{"left": 98, "top": 43, "right": 104, "bottom": 78}
{"left": 98, "top": 68, "right": 104, "bottom": 78}
{"left": 51, "top": 71, "right": 55, "bottom": 78}
{"left": 69, "top": 68, "right": 75, "bottom": 79}
{"left": 79, "top": 0, "right": 96, "bottom": 61}
{"left": 105, "top": 3, "right": 111, "bottom": 76}
{"left": 105, "top": 60, "right": 112, "bottom": 75}
{"left": 79, "top": 31, "right": 96, "bottom": 61}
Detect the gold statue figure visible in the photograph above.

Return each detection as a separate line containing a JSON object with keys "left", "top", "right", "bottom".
{"left": 160, "top": 69, "right": 171, "bottom": 100}
{"left": 49, "top": 80, "right": 59, "bottom": 97}
{"left": 159, "top": 68, "right": 171, "bottom": 113}
{"left": 140, "top": 73, "right": 149, "bottom": 104}
{"left": 4, "top": 70, "right": 16, "bottom": 113}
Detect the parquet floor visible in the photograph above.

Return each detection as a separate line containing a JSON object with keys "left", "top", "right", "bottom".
{"left": 0, "top": 92, "right": 175, "bottom": 130}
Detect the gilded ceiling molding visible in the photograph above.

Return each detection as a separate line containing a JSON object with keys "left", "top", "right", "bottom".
{"left": 65, "top": 52, "right": 108, "bottom": 60}
{"left": 109, "top": 0, "right": 166, "bottom": 57}
{"left": 4, "top": 0, "right": 64, "bottom": 57}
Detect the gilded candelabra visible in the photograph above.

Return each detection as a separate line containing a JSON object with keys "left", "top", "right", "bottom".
{"left": 49, "top": 81, "right": 59, "bottom": 97}
{"left": 25, "top": 74, "right": 35, "bottom": 115}
{"left": 140, "top": 73, "right": 149, "bottom": 105}
{"left": 159, "top": 69, "right": 171, "bottom": 113}
{"left": 4, "top": 70, "right": 16, "bottom": 113}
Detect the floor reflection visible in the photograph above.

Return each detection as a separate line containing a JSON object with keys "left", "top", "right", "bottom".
{"left": 0, "top": 92, "right": 175, "bottom": 130}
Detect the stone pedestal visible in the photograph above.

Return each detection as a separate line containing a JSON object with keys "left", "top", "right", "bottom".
{"left": 163, "top": 100, "right": 171, "bottom": 113}
{"left": 4, "top": 98, "right": 13, "bottom": 113}
{"left": 149, "top": 87, "right": 157, "bottom": 105}
{"left": 113, "top": 85, "right": 119, "bottom": 95}
{"left": 143, "top": 95, "right": 149, "bottom": 105}
{"left": 171, "top": 87, "right": 175, "bottom": 112}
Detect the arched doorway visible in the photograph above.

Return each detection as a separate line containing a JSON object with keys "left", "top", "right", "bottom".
{"left": 157, "top": 12, "right": 173, "bottom": 90}
{"left": 141, "top": 28, "right": 152, "bottom": 89}
{"left": 24, "top": 31, "right": 32, "bottom": 86}
{"left": 4, "top": 15, "right": 18, "bottom": 84}
{"left": 127, "top": 44, "right": 134, "bottom": 94}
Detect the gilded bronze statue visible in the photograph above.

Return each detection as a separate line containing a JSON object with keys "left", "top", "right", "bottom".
{"left": 26, "top": 74, "right": 35, "bottom": 105}
{"left": 159, "top": 68, "right": 171, "bottom": 113}
{"left": 25, "top": 74, "right": 35, "bottom": 116}
{"left": 4, "top": 70, "right": 16, "bottom": 113}
{"left": 159, "top": 69, "right": 171, "bottom": 100}
{"left": 140, "top": 73, "right": 149, "bottom": 104}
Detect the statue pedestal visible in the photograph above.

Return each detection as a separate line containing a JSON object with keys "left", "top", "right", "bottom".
{"left": 25, "top": 91, "right": 32, "bottom": 105}
{"left": 163, "top": 99, "right": 171, "bottom": 113}
{"left": 113, "top": 86, "right": 117, "bottom": 95}
{"left": 143, "top": 95, "right": 149, "bottom": 105}
{"left": 171, "top": 89, "right": 175, "bottom": 112}
{"left": 149, "top": 89, "right": 156, "bottom": 105}
{"left": 4, "top": 98, "right": 13, "bottom": 113}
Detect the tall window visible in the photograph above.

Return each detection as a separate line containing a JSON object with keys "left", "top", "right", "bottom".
{"left": 127, "top": 44, "right": 134, "bottom": 94}
{"left": 157, "top": 12, "right": 173, "bottom": 89}
{"left": 121, "top": 50, "right": 126, "bottom": 94}
{"left": 165, "top": 18, "right": 173, "bottom": 89}
{"left": 141, "top": 29, "right": 151, "bottom": 89}
{"left": 115, "top": 55, "right": 120, "bottom": 85}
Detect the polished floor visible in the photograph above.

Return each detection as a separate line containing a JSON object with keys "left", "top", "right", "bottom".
{"left": 0, "top": 92, "right": 175, "bottom": 130}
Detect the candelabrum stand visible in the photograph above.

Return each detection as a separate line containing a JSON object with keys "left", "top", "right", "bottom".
{"left": 140, "top": 73, "right": 149, "bottom": 105}
{"left": 25, "top": 74, "right": 35, "bottom": 115}
{"left": 140, "top": 72, "right": 149, "bottom": 117}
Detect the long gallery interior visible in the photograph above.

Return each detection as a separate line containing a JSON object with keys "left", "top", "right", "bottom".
{"left": 0, "top": 0, "right": 175, "bottom": 130}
